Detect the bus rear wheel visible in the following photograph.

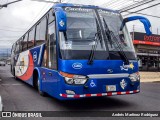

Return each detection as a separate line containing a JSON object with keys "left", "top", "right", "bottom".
{"left": 13, "top": 69, "right": 18, "bottom": 80}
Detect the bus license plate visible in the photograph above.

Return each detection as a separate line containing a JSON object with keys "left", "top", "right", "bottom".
{"left": 106, "top": 85, "right": 116, "bottom": 92}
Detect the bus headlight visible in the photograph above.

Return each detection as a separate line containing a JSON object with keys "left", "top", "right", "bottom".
{"left": 129, "top": 72, "right": 140, "bottom": 82}
{"left": 60, "top": 71, "right": 87, "bottom": 85}
{"left": 65, "top": 77, "right": 74, "bottom": 84}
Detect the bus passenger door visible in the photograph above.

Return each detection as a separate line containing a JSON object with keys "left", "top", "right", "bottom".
{"left": 42, "top": 20, "right": 58, "bottom": 95}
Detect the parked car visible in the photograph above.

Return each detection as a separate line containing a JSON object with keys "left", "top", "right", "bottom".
{"left": 0, "top": 61, "right": 5, "bottom": 66}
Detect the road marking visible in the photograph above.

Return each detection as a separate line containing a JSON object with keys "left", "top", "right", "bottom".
{"left": 0, "top": 84, "right": 22, "bottom": 86}
{"left": 0, "top": 96, "right": 3, "bottom": 112}
{"left": 12, "top": 84, "right": 23, "bottom": 85}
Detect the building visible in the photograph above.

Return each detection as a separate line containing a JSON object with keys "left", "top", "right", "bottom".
{"left": 131, "top": 32, "right": 160, "bottom": 71}
{"left": 0, "top": 48, "right": 11, "bottom": 60}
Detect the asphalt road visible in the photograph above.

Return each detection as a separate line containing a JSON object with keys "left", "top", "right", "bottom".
{"left": 0, "top": 65, "right": 160, "bottom": 120}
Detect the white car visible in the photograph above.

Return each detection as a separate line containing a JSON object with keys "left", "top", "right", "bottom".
{"left": 0, "top": 61, "right": 5, "bottom": 66}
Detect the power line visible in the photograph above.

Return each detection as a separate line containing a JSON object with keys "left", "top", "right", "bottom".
{"left": 0, "top": 27, "right": 26, "bottom": 31}
{"left": 25, "top": 3, "right": 51, "bottom": 31}
{"left": 123, "top": 1, "right": 160, "bottom": 16}
{"left": 31, "top": 0, "right": 63, "bottom": 3}
{"left": 0, "top": 36, "right": 20, "bottom": 38}
{"left": 0, "top": 28, "right": 25, "bottom": 32}
{"left": 0, "top": 26, "right": 26, "bottom": 30}
{"left": 0, "top": 40, "right": 17, "bottom": 41}
{"left": 123, "top": 11, "right": 160, "bottom": 18}
{"left": 0, "top": 0, "right": 22, "bottom": 8}
{"left": 112, "top": 1, "right": 136, "bottom": 10}
{"left": 120, "top": 0, "right": 156, "bottom": 12}
{"left": 102, "top": 0, "right": 145, "bottom": 10}
{"left": 102, "top": 0, "right": 119, "bottom": 7}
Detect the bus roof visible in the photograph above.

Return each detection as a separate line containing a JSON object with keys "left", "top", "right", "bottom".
{"left": 53, "top": 3, "right": 119, "bottom": 13}
{"left": 12, "top": 3, "right": 120, "bottom": 46}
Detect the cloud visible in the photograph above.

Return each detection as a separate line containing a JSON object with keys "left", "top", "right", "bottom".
{"left": 0, "top": 0, "right": 160, "bottom": 48}
{"left": 0, "top": 0, "right": 52, "bottom": 48}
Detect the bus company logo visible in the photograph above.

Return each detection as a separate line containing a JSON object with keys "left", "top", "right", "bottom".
{"left": 33, "top": 51, "right": 37, "bottom": 62}
{"left": 72, "top": 63, "right": 82, "bottom": 69}
{"left": 107, "top": 69, "right": 113, "bottom": 73}
{"left": 65, "top": 7, "right": 92, "bottom": 12}
{"left": 120, "top": 62, "right": 134, "bottom": 71}
{"left": 59, "top": 20, "right": 65, "bottom": 27}
{"left": 120, "top": 79, "right": 127, "bottom": 90}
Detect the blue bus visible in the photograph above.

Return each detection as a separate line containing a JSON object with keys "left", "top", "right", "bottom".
{"left": 11, "top": 3, "right": 152, "bottom": 100}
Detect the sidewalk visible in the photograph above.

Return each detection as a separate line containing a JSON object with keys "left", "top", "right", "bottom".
{"left": 140, "top": 72, "right": 160, "bottom": 82}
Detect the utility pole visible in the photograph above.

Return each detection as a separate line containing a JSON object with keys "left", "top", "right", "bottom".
{"left": 7, "top": 49, "right": 8, "bottom": 59}
{"left": 150, "top": 26, "right": 152, "bottom": 33}
{"left": 0, "top": 0, "right": 22, "bottom": 9}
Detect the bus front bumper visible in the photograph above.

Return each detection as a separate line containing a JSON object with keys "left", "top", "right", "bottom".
{"left": 59, "top": 89, "right": 140, "bottom": 98}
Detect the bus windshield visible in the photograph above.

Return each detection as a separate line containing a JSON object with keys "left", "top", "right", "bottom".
{"left": 98, "top": 9, "right": 135, "bottom": 52}
{"left": 59, "top": 7, "right": 136, "bottom": 60}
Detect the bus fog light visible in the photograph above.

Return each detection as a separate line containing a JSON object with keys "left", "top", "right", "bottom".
{"left": 65, "top": 77, "right": 74, "bottom": 84}
{"left": 129, "top": 76, "right": 137, "bottom": 82}
{"left": 74, "top": 78, "right": 87, "bottom": 84}
{"left": 66, "top": 90, "right": 75, "bottom": 95}
{"left": 129, "top": 73, "right": 140, "bottom": 82}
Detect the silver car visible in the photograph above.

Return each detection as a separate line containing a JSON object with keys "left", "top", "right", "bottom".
{"left": 0, "top": 61, "right": 5, "bottom": 66}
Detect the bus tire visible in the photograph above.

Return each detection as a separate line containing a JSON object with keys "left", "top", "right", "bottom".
{"left": 33, "top": 70, "right": 45, "bottom": 97}
{"left": 13, "top": 69, "right": 18, "bottom": 80}
{"left": 37, "top": 79, "right": 46, "bottom": 97}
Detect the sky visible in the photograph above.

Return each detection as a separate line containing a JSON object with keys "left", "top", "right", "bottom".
{"left": 0, "top": 0, "right": 160, "bottom": 48}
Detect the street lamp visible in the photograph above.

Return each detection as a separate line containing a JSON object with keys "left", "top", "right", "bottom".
{"left": 0, "top": 0, "right": 22, "bottom": 9}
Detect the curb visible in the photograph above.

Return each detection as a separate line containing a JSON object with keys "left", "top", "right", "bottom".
{"left": 140, "top": 79, "right": 160, "bottom": 83}
{"left": 141, "top": 80, "right": 160, "bottom": 83}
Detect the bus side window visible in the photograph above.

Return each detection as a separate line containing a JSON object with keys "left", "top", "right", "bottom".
{"left": 36, "top": 22, "right": 40, "bottom": 46}
{"left": 19, "top": 37, "right": 23, "bottom": 52}
{"left": 48, "top": 9, "right": 54, "bottom": 24}
{"left": 36, "top": 17, "right": 47, "bottom": 46}
{"left": 48, "top": 17, "right": 57, "bottom": 69}
{"left": 23, "top": 33, "right": 28, "bottom": 51}
{"left": 11, "top": 43, "right": 16, "bottom": 54}
{"left": 15, "top": 41, "right": 20, "bottom": 54}
{"left": 28, "top": 27, "right": 35, "bottom": 49}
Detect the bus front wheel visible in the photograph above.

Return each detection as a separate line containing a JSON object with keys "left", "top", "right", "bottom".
{"left": 33, "top": 70, "right": 46, "bottom": 97}
{"left": 37, "top": 79, "right": 46, "bottom": 97}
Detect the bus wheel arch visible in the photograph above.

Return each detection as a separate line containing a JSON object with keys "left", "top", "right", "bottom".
{"left": 33, "top": 69, "right": 46, "bottom": 96}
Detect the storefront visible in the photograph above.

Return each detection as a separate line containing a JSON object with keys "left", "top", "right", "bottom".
{"left": 131, "top": 32, "right": 160, "bottom": 71}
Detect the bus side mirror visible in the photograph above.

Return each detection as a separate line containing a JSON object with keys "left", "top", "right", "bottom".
{"left": 120, "top": 16, "right": 152, "bottom": 36}
{"left": 55, "top": 7, "right": 67, "bottom": 32}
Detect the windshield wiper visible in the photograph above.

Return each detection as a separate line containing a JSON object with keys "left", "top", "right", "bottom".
{"left": 87, "top": 18, "right": 103, "bottom": 65}
{"left": 103, "top": 18, "right": 130, "bottom": 65}
{"left": 87, "top": 31, "right": 100, "bottom": 65}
